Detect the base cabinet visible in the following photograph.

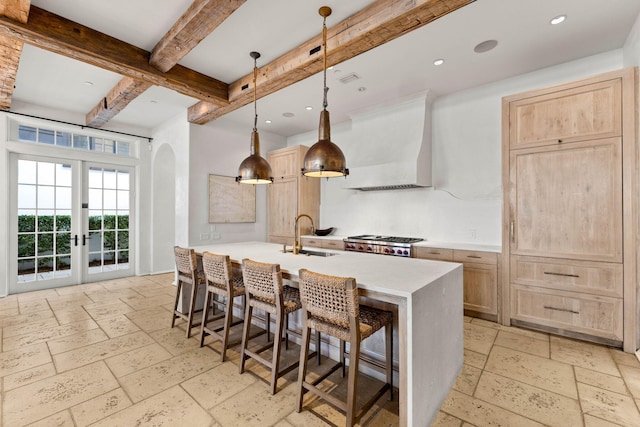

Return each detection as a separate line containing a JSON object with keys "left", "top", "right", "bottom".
{"left": 415, "top": 247, "right": 499, "bottom": 320}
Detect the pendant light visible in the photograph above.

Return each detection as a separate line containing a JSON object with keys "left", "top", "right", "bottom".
{"left": 236, "top": 51, "right": 274, "bottom": 184}
{"left": 301, "top": 6, "right": 349, "bottom": 178}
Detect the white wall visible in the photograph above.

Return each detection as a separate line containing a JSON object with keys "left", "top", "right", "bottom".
{"left": 187, "top": 121, "right": 286, "bottom": 246}
{"left": 624, "top": 12, "right": 640, "bottom": 67}
{"left": 288, "top": 50, "right": 625, "bottom": 245}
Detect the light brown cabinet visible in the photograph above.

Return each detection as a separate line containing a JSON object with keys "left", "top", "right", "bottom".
{"left": 502, "top": 68, "right": 637, "bottom": 349}
{"left": 415, "top": 247, "right": 498, "bottom": 321}
{"left": 267, "top": 146, "right": 320, "bottom": 245}
{"left": 300, "top": 237, "right": 344, "bottom": 250}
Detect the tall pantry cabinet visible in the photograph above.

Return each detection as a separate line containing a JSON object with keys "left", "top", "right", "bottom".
{"left": 501, "top": 68, "right": 639, "bottom": 352}
{"left": 267, "top": 145, "right": 320, "bottom": 245}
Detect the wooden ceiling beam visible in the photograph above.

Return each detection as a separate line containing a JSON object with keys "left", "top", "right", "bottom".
{"left": 188, "top": 0, "right": 475, "bottom": 124}
{"left": 86, "top": 0, "right": 244, "bottom": 127}
{"left": 150, "top": 0, "right": 245, "bottom": 72}
{"left": 0, "top": 5, "right": 229, "bottom": 107}
{"left": 0, "top": 0, "right": 30, "bottom": 110}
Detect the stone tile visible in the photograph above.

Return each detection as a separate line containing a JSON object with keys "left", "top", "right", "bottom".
{"left": 85, "top": 288, "right": 142, "bottom": 303}
{"left": 53, "top": 331, "right": 154, "bottom": 372}
{"left": 83, "top": 301, "right": 136, "bottom": 321}
{"left": 463, "top": 349, "right": 488, "bottom": 370}
{"left": 125, "top": 304, "right": 171, "bottom": 320}
{"left": 584, "top": 414, "right": 626, "bottom": 426}
{"left": 149, "top": 327, "right": 201, "bottom": 356}
{"left": 16, "top": 289, "right": 58, "bottom": 301}
{"left": 578, "top": 382, "right": 640, "bottom": 426}
{"left": 70, "top": 388, "right": 132, "bottom": 426}
{"left": 181, "top": 361, "right": 258, "bottom": 409}
{"left": 46, "top": 295, "right": 94, "bottom": 311}
{"left": 484, "top": 345, "right": 577, "bottom": 398}
{"left": 469, "top": 318, "right": 550, "bottom": 341}
{"left": 29, "top": 410, "right": 75, "bottom": 427}
{"left": 0, "top": 310, "right": 55, "bottom": 328}
{"left": 474, "top": 371, "right": 582, "bottom": 427}
{"left": 89, "top": 385, "right": 213, "bottom": 427}
{"left": 119, "top": 347, "right": 219, "bottom": 402}
{"left": 55, "top": 283, "right": 106, "bottom": 295}
{"left": 2, "top": 362, "right": 56, "bottom": 391}
{"left": 3, "top": 361, "right": 119, "bottom": 426}
{"left": 494, "top": 330, "right": 550, "bottom": 358}
{"left": 550, "top": 336, "right": 620, "bottom": 376}
{"left": 47, "top": 328, "right": 109, "bottom": 355}
{"left": 105, "top": 343, "right": 173, "bottom": 378}
{"left": 0, "top": 297, "right": 19, "bottom": 310}
{"left": 0, "top": 307, "right": 20, "bottom": 318}
{"left": 452, "top": 363, "right": 482, "bottom": 395}
{"left": 431, "top": 411, "right": 463, "bottom": 427}
{"left": 440, "top": 389, "right": 545, "bottom": 427}
{"left": 95, "top": 315, "right": 141, "bottom": 338}
{"left": 0, "top": 343, "right": 51, "bottom": 377}
{"left": 210, "top": 379, "right": 298, "bottom": 427}
{"left": 611, "top": 349, "right": 640, "bottom": 368}
{"left": 463, "top": 322, "right": 498, "bottom": 355}
{"left": 619, "top": 364, "right": 640, "bottom": 398}
{"left": 121, "top": 294, "right": 174, "bottom": 310}
{"left": 52, "top": 307, "right": 92, "bottom": 325}
{"left": 3, "top": 319, "right": 99, "bottom": 351}
{"left": 575, "top": 366, "right": 629, "bottom": 396}
{"left": 18, "top": 298, "right": 50, "bottom": 314}
{"left": 2, "top": 317, "right": 59, "bottom": 338}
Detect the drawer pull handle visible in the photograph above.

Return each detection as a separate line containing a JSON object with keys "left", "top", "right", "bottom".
{"left": 543, "top": 305, "right": 579, "bottom": 314}
{"left": 543, "top": 271, "right": 579, "bottom": 278}
{"left": 467, "top": 255, "right": 482, "bottom": 259}
{"left": 429, "top": 252, "right": 441, "bottom": 255}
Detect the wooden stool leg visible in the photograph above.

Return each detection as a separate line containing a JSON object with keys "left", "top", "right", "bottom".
{"left": 270, "top": 311, "right": 285, "bottom": 395}
{"left": 220, "top": 294, "right": 234, "bottom": 362}
{"left": 386, "top": 320, "right": 393, "bottom": 401}
{"left": 296, "top": 323, "right": 312, "bottom": 412}
{"left": 346, "top": 340, "right": 360, "bottom": 427}
{"left": 239, "top": 305, "right": 253, "bottom": 374}
{"left": 199, "top": 288, "right": 212, "bottom": 347}
{"left": 171, "top": 281, "right": 182, "bottom": 328}
{"left": 186, "top": 281, "right": 198, "bottom": 338}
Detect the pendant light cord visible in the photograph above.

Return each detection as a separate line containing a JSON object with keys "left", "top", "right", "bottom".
{"left": 322, "top": 16, "right": 329, "bottom": 111}
{"left": 253, "top": 57, "right": 258, "bottom": 131}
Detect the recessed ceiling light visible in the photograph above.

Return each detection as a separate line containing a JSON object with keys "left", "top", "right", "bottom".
{"left": 265, "top": 120, "right": 272, "bottom": 124}
{"left": 550, "top": 15, "right": 566, "bottom": 25}
{"left": 358, "top": 87, "right": 366, "bottom": 92}
{"left": 474, "top": 39, "right": 498, "bottom": 53}
{"left": 282, "top": 112, "right": 295, "bottom": 118}
{"left": 328, "top": 66, "right": 334, "bottom": 70}
{"left": 149, "top": 100, "right": 158, "bottom": 104}
{"left": 433, "top": 58, "right": 444, "bottom": 66}
{"left": 305, "top": 106, "right": 313, "bottom": 111}
{"left": 83, "top": 81, "right": 94, "bottom": 86}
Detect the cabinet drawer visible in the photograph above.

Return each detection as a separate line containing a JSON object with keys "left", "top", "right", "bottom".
{"left": 511, "top": 285, "right": 622, "bottom": 341}
{"left": 300, "top": 237, "right": 322, "bottom": 248}
{"left": 269, "top": 236, "right": 291, "bottom": 245}
{"left": 321, "top": 239, "right": 344, "bottom": 250}
{"left": 511, "top": 256, "right": 622, "bottom": 298}
{"left": 414, "top": 247, "right": 453, "bottom": 261}
{"left": 454, "top": 250, "right": 497, "bottom": 265}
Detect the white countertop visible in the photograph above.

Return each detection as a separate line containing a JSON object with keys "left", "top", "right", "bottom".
{"left": 191, "top": 241, "right": 461, "bottom": 298}
{"left": 302, "top": 235, "right": 502, "bottom": 253}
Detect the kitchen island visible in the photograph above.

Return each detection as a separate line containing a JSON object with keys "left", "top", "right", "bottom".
{"left": 190, "top": 241, "right": 463, "bottom": 427}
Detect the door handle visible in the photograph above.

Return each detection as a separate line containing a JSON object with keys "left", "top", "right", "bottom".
{"left": 74, "top": 235, "right": 78, "bottom": 246}
{"left": 83, "top": 234, "right": 87, "bottom": 246}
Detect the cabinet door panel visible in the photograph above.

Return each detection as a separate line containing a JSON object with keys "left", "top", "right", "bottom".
{"left": 510, "top": 138, "right": 622, "bottom": 262}
{"left": 463, "top": 263, "right": 497, "bottom": 315}
{"left": 510, "top": 79, "right": 621, "bottom": 149}
{"left": 268, "top": 177, "right": 297, "bottom": 238}
{"left": 268, "top": 149, "right": 299, "bottom": 178}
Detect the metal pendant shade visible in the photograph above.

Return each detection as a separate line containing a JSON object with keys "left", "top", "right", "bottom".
{"left": 301, "top": 6, "right": 349, "bottom": 178}
{"left": 236, "top": 51, "right": 273, "bottom": 184}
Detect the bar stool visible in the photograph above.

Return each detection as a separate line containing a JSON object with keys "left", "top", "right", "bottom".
{"left": 239, "top": 258, "right": 313, "bottom": 394}
{"left": 171, "top": 246, "right": 206, "bottom": 338}
{"left": 296, "top": 268, "right": 393, "bottom": 427}
{"left": 199, "top": 252, "right": 245, "bottom": 361}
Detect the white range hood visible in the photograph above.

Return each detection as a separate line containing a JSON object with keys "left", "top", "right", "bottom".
{"left": 343, "top": 91, "right": 435, "bottom": 191}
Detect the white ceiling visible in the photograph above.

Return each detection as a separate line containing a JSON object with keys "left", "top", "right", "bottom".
{"left": 12, "top": 0, "right": 640, "bottom": 137}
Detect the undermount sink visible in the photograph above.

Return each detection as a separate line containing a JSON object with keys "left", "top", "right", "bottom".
{"left": 286, "top": 249, "right": 339, "bottom": 257}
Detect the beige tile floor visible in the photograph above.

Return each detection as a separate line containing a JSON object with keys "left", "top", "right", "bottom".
{"left": 1, "top": 273, "right": 640, "bottom": 426}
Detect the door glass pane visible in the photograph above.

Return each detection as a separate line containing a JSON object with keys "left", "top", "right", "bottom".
{"left": 17, "top": 159, "right": 73, "bottom": 284}
{"left": 87, "top": 166, "right": 131, "bottom": 275}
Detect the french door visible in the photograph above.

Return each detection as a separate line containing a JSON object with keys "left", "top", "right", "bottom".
{"left": 12, "top": 155, "right": 134, "bottom": 293}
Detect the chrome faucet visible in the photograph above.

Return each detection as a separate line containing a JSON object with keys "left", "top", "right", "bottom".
{"left": 293, "top": 214, "right": 314, "bottom": 255}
